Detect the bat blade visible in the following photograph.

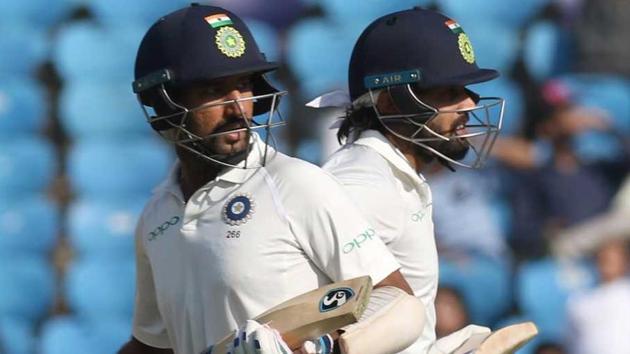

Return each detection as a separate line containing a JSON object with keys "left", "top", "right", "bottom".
{"left": 452, "top": 321, "right": 539, "bottom": 354}
{"left": 475, "top": 322, "right": 538, "bottom": 354}
{"left": 211, "top": 276, "right": 372, "bottom": 354}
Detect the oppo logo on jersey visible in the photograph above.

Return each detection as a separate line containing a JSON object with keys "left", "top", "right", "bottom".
{"left": 411, "top": 209, "right": 426, "bottom": 222}
{"left": 148, "top": 216, "right": 181, "bottom": 241}
{"left": 319, "top": 287, "right": 355, "bottom": 312}
{"left": 342, "top": 228, "right": 376, "bottom": 254}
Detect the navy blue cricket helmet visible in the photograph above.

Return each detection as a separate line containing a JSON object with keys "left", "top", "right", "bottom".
{"left": 131, "top": 4, "right": 286, "bottom": 168}
{"left": 133, "top": 3, "right": 280, "bottom": 116}
{"left": 346, "top": 7, "right": 505, "bottom": 169}
{"left": 349, "top": 7, "right": 499, "bottom": 101}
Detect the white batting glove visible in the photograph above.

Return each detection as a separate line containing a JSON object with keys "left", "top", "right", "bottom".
{"left": 296, "top": 334, "right": 334, "bottom": 354}
{"left": 228, "top": 320, "right": 292, "bottom": 354}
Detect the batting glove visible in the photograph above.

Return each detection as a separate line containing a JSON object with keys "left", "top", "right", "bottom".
{"left": 296, "top": 334, "right": 334, "bottom": 354}
{"left": 230, "top": 320, "right": 292, "bottom": 354}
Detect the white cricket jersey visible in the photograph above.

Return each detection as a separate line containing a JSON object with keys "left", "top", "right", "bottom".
{"left": 323, "top": 129, "right": 439, "bottom": 354}
{"left": 132, "top": 135, "right": 400, "bottom": 354}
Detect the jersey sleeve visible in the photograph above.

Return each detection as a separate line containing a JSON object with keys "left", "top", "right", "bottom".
{"left": 322, "top": 144, "right": 407, "bottom": 246}
{"left": 131, "top": 217, "right": 171, "bottom": 349}
{"left": 282, "top": 164, "right": 401, "bottom": 284}
{"left": 337, "top": 180, "right": 407, "bottom": 246}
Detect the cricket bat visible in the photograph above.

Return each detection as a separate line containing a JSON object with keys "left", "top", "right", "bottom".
{"left": 210, "top": 276, "right": 373, "bottom": 354}
{"left": 453, "top": 322, "right": 538, "bottom": 354}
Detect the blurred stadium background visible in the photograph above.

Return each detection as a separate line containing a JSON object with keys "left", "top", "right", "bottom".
{"left": 0, "top": 0, "right": 628, "bottom": 353}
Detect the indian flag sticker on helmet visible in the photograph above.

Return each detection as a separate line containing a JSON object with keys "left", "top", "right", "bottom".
{"left": 215, "top": 26, "right": 246, "bottom": 58}
{"left": 445, "top": 19, "right": 464, "bottom": 34}
{"left": 205, "top": 13, "right": 233, "bottom": 28}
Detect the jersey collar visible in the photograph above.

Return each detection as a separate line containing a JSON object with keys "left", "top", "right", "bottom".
{"left": 216, "top": 133, "right": 270, "bottom": 183}
{"left": 154, "top": 134, "right": 273, "bottom": 201}
{"left": 353, "top": 129, "right": 428, "bottom": 185}
{"left": 153, "top": 162, "right": 184, "bottom": 202}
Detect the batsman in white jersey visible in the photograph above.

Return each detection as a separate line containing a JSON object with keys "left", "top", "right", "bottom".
{"left": 118, "top": 4, "right": 425, "bottom": 354}
{"left": 314, "top": 7, "right": 506, "bottom": 354}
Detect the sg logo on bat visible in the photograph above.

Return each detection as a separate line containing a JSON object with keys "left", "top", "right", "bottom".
{"left": 319, "top": 287, "right": 355, "bottom": 312}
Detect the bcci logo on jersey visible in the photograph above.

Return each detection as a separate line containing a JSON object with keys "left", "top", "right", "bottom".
{"left": 319, "top": 287, "right": 355, "bottom": 312}
{"left": 223, "top": 193, "right": 256, "bottom": 226}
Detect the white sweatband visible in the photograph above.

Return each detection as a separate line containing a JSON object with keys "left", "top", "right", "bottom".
{"left": 338, "top": 286, "right": 425, "bottom": 354}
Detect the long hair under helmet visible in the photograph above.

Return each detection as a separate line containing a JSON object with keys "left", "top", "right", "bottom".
{"left": 347, "top": 7, "right": 505, "bottom": 169}
{"left": 132, "top": 4, "right": 286, "bottom": 168}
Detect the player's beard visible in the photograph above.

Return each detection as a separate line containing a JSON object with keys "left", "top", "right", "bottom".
{"left": 176, "top": 129, "right": 251, "bottom": 167}
{"left": 413, "top": 129, "right": 471, "bottom": 163}
{"left": 428, "top": 134, "right": 470, "bottom": 161}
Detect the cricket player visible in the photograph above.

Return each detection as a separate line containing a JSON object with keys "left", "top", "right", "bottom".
{"left": 313, "top": 7, "right": 507, "bottom": 354}
{"left": 118, "top": 5, "right": 425, "bottom": 354}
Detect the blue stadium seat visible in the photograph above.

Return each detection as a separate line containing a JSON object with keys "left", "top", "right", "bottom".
{"left": 319, "top": 0, "right": 434, "bottom": 29}
{"left": 439, "top": 256, "right": 511, "bottom": 325}
{"left": 286, "top": 19, "right": 353, "bottom": 99}
{"left": 516, "top": 258, "right": 596, "bottom": 339}
{"left": 40, "top": 315, "right": 131, "bottom": 354}
{"left": 523, "top": 21, "right": 573, "bottom": 82}
{"left": 0, "top": 0, "right": 73, "bottom": 30}
{"left": 53, "top": 22, "right": 146, "bottom": 83}
{"left": 0, "top": 137, "right": 56, "bottom": 197}
{"left": 67, "top": 138, "right": 172, "bottom": 199}
{"left": 243, "top": 18, "right": 281, "bottom": 62}
{"left": 88, "top": 0, "right": 185, "bottom": 27}
{"left": 489, "top": 197, "right": 513, "bottom": 239}
{"left": 437, "top": 0, "right": 550, "bottom": 28}
{"left": 469, "top": 78, "right": 524, "bottom": 136}
{"left": 557, "top": 74, "right": 630, "bottom": 161}
{"left": 558, "top": 74, "right": 630, "bottom": 132}
{"left": 0, "top": 316, "right": 36, "bottom": 354}
{"left": 67, "top": 197, "right": 145, "bottom": 261}
{"left": 0, "top": 79, "right": 46, "bottom": 137}
{"left": 0, "top": 196, "right": 58, "bottom": 258}
{"left": 0, "top": 257, "right": 55, "bottom": 322}
{"left": 59, "top": 80, "right": 151, "bottom": 139}
{"left": 572, "top": 130, "right": 624, "bottom": 163}
{"left": 39, "top": 316, "right": 89, "bottom": 354}
{"left": 208, "top": 0, "right": 304, "bottom": 32}
{"left": 90, "top": 318, "right": 131, "bottom": 354}
{"left": 296, "top": 139, "right": 323, "bottom": 166}
{"left": 64, "top": 260, "right": 135, "bottom": 321}
{"left": 0, "top": 25, "right": 48, "bottom": 77}
{"left": 89, "top": 317, "right": 133, "bottom": 352}
{"left": 462, "top": 22, "right": 520, "bottom": 74}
